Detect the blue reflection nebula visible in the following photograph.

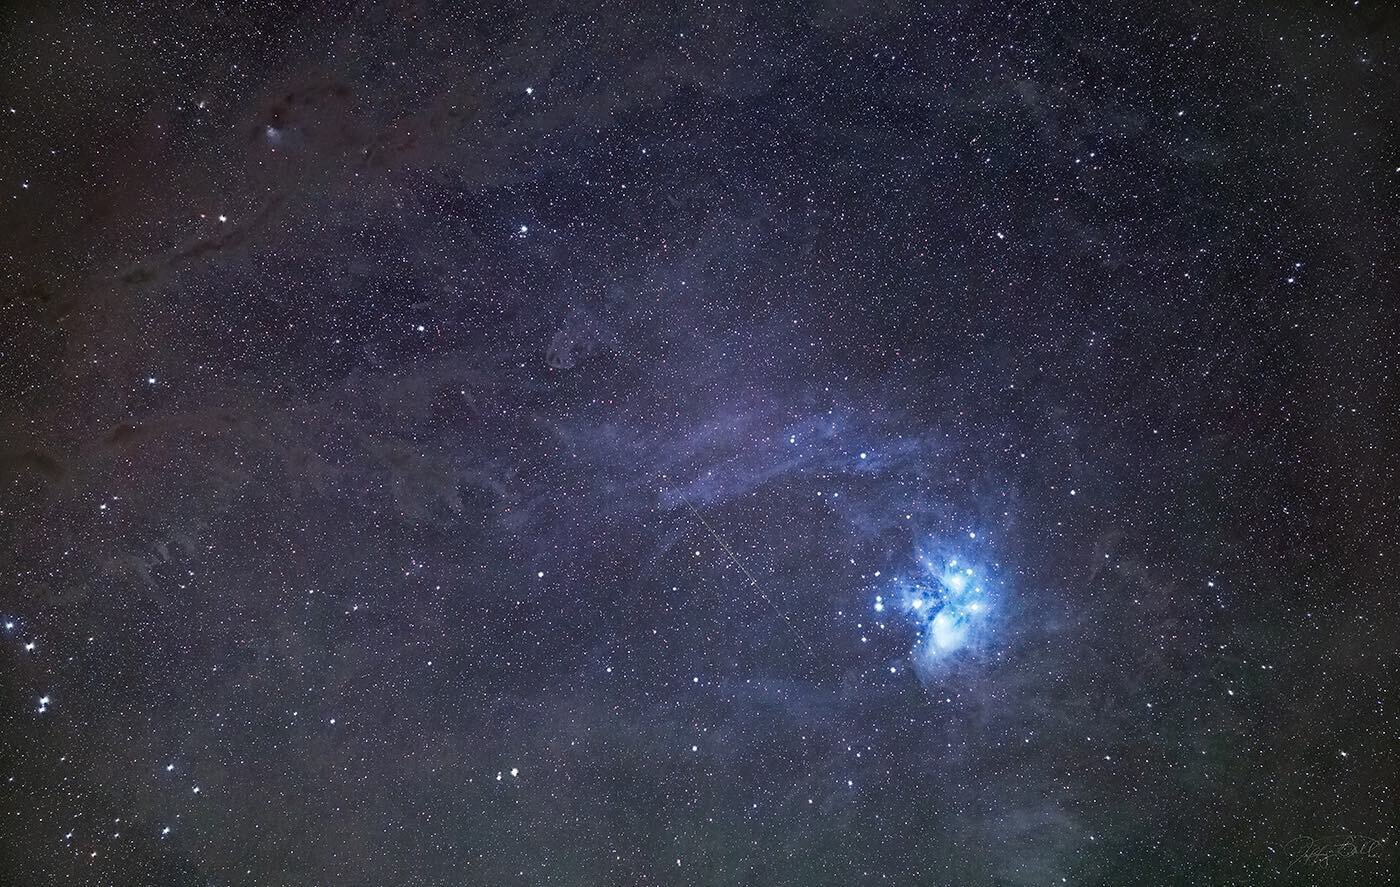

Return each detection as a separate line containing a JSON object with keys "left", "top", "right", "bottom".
{"left": 882, "top": 551, "right": 995, "bottom": 671}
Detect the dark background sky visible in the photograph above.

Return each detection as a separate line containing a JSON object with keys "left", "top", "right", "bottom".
{"left": 0, "top": 1, "right": 1395, "bottom": 884}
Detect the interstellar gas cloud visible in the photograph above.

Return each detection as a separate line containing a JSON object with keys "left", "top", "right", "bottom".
{"left": 0, "top": 2, "right": 1394, "bottom": 885}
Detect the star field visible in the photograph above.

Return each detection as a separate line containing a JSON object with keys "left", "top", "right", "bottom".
{"left": 0, "top": 1, "right": 1395, "bottom": 885}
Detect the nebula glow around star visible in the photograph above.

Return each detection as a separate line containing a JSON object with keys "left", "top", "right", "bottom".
{"left": 879, "top": 548, "right": 997, "bottom": 672}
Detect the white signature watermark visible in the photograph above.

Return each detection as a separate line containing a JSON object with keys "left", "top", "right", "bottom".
{"left": 1278, "top": 836, "right": 1387, "bottom": 869}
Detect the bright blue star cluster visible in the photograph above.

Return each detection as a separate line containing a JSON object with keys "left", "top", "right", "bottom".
{"left": 877, "top": 549, "right": 995, "bottom": 672}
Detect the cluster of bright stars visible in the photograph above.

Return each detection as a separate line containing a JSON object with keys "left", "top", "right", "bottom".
{"left": 877, "top": 551, "right": 995, "bottom": 668}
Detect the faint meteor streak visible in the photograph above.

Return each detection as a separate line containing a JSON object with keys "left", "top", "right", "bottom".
{"left": 682, "top": 499, "right": 815, "bottom": 656}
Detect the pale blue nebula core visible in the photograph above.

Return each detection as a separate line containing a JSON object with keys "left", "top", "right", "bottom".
{"left": 878, "top": 548, "right": 996, "bottom": 672}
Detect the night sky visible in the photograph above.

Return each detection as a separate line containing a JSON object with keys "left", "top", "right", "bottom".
{"left": 1, "top": 2, "right": 1396, "bottom": 885}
